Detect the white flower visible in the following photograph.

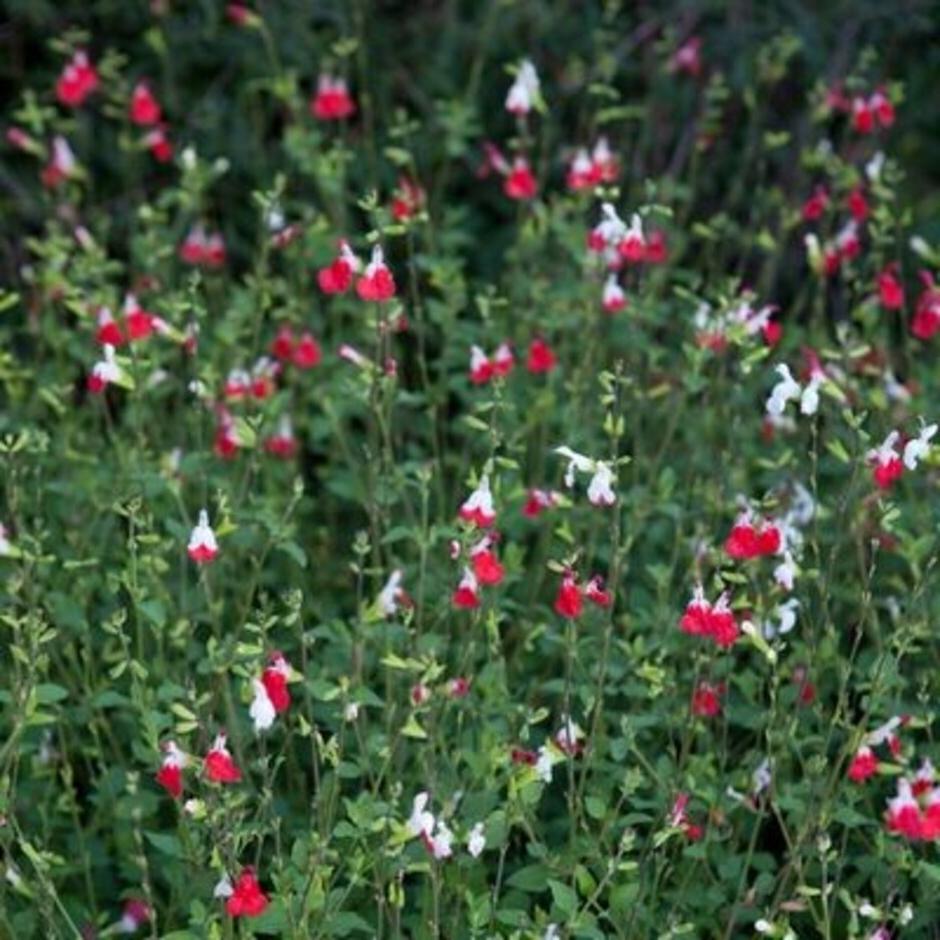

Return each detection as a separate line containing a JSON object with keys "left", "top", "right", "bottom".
{"left": 505, "top": 59, "right": 540, "bottom": 114}
{"left": 595, "top": 203, "right": 628, "bottom": 245}
{"left": 753, "top": 758, "right": 772, "bottom": 795}
{"left": 344, "top": 702, "right": 360, "bottom": 723}
{"left": 0, "top": 524, "right": 10, "bottom": 556}
{"left": 535, "top": 746, "right": 553, "bottom": 784}
{"left": 903, "top": 422, "right": 937, "bottom": 470}
{"left": 866, "top": 151, "right": 885, "bottom": 183}
{"left": 773, "top": 551, "right": 797, "bottom": 591}
{"left": 213, "top": 874, "right": 233, "bottom": 899}
{"left": 771, "top": 598, "right": 799, "bottom": 637}
{"left": 407, "top": 791, "right": 435, "bottom": 838}
{"left": 587, "top": 462, "right": 616, "bottom": 506}
{"left": 428, "top": 819, "right": 454, "bottom": 860}
{"left": 867, "top": 430, "right": 901, "bottom": 466}
{"left": 755, "top": 920, "right": 772, "bottom": 935}
{"left": 766, "top": 365, "right": 801, "bottom": 417}
{"left": 799, "top": 375, "right": 823, "bottom": 416}
{"left": 543, "top": 926, "right": 561, "bottom": 940}
{"left": 467, "top": 822, "right": 485, "bottom": 858}
{"left": 377, "top": 569, "right": 405, "bottom": 616}
{"left": 249, "top": 679, "right": 276, "bottom": 732}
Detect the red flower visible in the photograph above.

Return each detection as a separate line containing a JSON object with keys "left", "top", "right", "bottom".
{"left": 847, "top": 187, "right": 869, "bottom": 221}
{"left": 293, "top": 332, "right": 322, "bottom": 368}
{"left": 526, "top": 337, "right": 556, "bottom": 374}
{"left": 802, "top": 185, "right": 829, "bottom": 222}
{"left": 226, "top": 869, "right": 269, "bottom": 918}
{"left": 144, "top": 125, "right": 173, "bottom": 162}
{"left": 129, "top": 82, "right": 162, "bottom": 126}
{"left": 852, "top": 97, "right": 874, "bottom": 134}
{"left": 679, "top": 587, "right": 739, "bottom": 648}
{"left": 522, "top": 488, "right": 556, "bottom": 518}
{"left": 471, "top": 544, "right": 505, "bottom": 586}
{"left": 877, "top": 264, "right": 905, "bottom": 311}
{"left": 554, "top": 573, "right": 583, "bottom": 619}
{"left": 270, "top": 326, "right": 295, "bottom": 361}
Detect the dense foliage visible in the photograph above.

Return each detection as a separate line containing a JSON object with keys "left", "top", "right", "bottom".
{"left": 2, "top": 1, "right": 940, "bottom": 937}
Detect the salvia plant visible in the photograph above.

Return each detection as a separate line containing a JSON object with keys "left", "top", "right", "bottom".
{"left": 1, "top": 1, "right": 940, "bottom": 937}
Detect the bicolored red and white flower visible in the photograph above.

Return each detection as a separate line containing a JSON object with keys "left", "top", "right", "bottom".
{"left": 877, "top": 263, "right": 905, "bottom": 310}
{"left": 377, "top": 569, "right": 411, "bottom": 617}
{"left": 143, "top": 124, "right": 173, "bottom": 163}
{"left": 452, "top": 567, "right": 481, "bottom": 609}
{"left": 264, "top": 415, "right": 298, "bottom": 459}
{"left": 470, "top": 536, "right": 505, "bottom": 586}
{"left": 725, "top": 511, "right": 782, "bottom": 559}
{"left": 554, "top": 571, "right": 583, "bottom": 619}
{"left": 469, "top": 345, "right": 494, "bottom": 385}
{"left": 187, "top": 509, "right": 219, "bottom": 564}
{"left": 129, "top": 82, "right": 162, "bottom": 126}
{"left": 554, "top": 715, "right": 585, "bottom": 756}
{"left": 504, "top": 156, "right": 538, "bottom": 201}
{"left": 867, "top": 431, "right": 904, "bottom": 490}
{"left": 459, "top": 474, "right": 496, "bottom": 527}
{"left": 590, "top": 137, "right": 619, "bottom": 183}
{"left": 356, "top": 246, "right": 396, "bottom": 302}
{"left": 42, "top": 136, "right": 77, "bottom": 189}
{"left": 584, "top": 575, "right": 612, "bottom": 607}
{"left": 522, "top": 488, "right": 558, "bottom": 518}
{"left": 124, "top": 293, "right": 165, "bottom": 341}
{"left": 847, "top": 745, "right": 879, "bottom": 783}
{"left": 885, "top": 779, "right": 927, "bottom": 840}
{"left": 588, "top": 202, "right": 628, "bottom": 255}
{"left": 87, "top": 344, "right": 127, "bottom": 394}
{"left": 853, "top": 90, "right": 895, "bottom": 134}
{"left": 505, "top": 59, "right": 540, "bottom": 115}
{"left": 554, "top": 446, "right": 616, "bottom": 506}
{"left": 204, "top": 733, "right": 242, "bottom": 784}
{"left": 318, "top": 240, "right": 361, "bottom": 295}
{"left": 668, "top": 792, "right": 704, "bottom": 840}
{"left": 250, "top": 652, "right": 293, "bottom": 733}
{"left": 96, "top": 306, "right": 123, "bottom": 346}
{"left": 250, "top": 356, "right": 280, "bottom": 399}
{"left": 179, "top": 226, "right": 226, "bottom": 268}
{"left": 56, "top": 51, "right": 99, "bottom": 107}
{"left": 118, "top": 898, "right": 151, "bottom": 934}
{"left": 566, "top": 148, "right": 596, "bottom": 191}
{"left": 311, "top": 74, "right": 356, "bottom": 121}
{"left": 617, "top": 213, "right": 646, "bottom": 262}
{"left": 223, "top": 868, "right": 269, "bottom": 918}
{"left": 679, "top": 585, "right": 739, "bottom": 647}
{"left": 602, "top": 275, "right": 627, "bottom": 313}
{"left": 691, "top": 681, "right": 724, "bottom": 717}
{"left": 155, "top": 741, "right": 188, "bottom": 799}
{"left": 903, "top": 423, "right": 937, "bottom": 471}
{"left": 391, "top": 176, "right": 425, "bottom": 221}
